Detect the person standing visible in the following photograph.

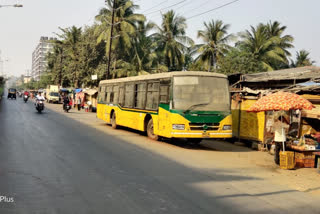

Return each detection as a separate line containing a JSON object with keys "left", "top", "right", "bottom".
{"left": 77, "top": 96, "right": 81, "bottom": 111}
{"left": 273, "top": 113, "right": 290, "bottom": 164}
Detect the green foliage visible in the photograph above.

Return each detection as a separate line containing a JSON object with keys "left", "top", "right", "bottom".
{"left": 42, "top": 3, "right": 313, "bottom": 89}
{"left": 151, "top": 10, "right": 193, "bottom": 71}
{"left": 291, "top": 50, "right": 315, "bottom": 67}
{"left": 0, "top": 77, "right": 4, "bottom": 96}
{"left": 237, "top": 21, "right": 294, "bottom": 71}
{"left": 217, "top": 48, "right": 267, "bottom": 74}
{"left": 195, "top": 20, "right": 232, "bottom": 71}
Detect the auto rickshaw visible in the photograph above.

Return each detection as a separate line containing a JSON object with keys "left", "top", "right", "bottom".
{"left": 7, "top": 88, "right": 17, "bottom": 99}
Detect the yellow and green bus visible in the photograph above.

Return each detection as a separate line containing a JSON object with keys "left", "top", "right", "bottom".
{"left": 97, "top": 71, "right": 232, "bottom": 143}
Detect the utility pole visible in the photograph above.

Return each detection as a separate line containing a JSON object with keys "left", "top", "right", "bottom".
{"left": 106, "top": 0, "right": 116, "bottom": 80}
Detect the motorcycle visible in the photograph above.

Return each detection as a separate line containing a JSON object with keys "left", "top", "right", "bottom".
{"left": 35, "top": 100, "right": 45, "bottom": 113}
{"left": 23, "top": 95, "right": 29, "bottom": 103}
{"left": 63, "top": 103, "right": 71, "bottom": 113}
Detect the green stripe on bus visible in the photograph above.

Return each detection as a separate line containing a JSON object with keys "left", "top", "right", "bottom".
{"left": 159, "top": 103, "right": 229, "bottom": 123}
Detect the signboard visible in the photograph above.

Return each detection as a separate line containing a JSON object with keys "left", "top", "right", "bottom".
{"left": 91, "top": 74, "right": 98, "bottom": 80}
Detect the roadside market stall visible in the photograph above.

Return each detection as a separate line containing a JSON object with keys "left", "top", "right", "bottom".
{"left": 83, "top": 88, "right": 98, "bottom": 112}
{"left": 248, "top": 92, "right": 319, "bottom": 169}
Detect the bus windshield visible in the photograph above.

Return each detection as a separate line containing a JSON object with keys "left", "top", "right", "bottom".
{"left": 173, "top": 76, "right": 230, "bottom": 112}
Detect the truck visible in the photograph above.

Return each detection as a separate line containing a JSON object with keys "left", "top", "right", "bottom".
{"left": 46, "top": 85, "right": 60, "bottom": 103}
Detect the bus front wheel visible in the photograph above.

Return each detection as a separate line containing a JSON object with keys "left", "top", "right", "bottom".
{"left": 111, "top": 112, "right": 117, "bottom": 129}
{"left": 147, "top": 119, "right": 158, "bottom": 141}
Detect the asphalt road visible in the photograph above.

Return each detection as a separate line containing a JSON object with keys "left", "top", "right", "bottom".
{"left": 0, "top": 96, "right": 319, "bottom": 214}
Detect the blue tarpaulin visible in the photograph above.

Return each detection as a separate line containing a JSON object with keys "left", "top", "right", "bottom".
{"left": 298, "top": 81, "right": 320, "bottom": 86}
{"left": 75, "top": 88, "right": 82, "bottom": 93}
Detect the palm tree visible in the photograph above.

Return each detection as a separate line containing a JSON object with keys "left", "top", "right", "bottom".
{"left": 196, "top": 20, "right": 232, "bottom": 71}
{"left": 265, "top": 21, "right": 294, "bottom": 56}
{"left": 239, "top": 23, "right": 286, "bottom": 71}
{"left": 151, "top": 10, "right": 193, "bottom": 71}
{"left": 291, "top": 50, "right": 315, "bottom": 67}
{"left": 265, "top": 21, "right": 294, "bottom": 69}
{"left": 46, "top": 40, "right": 64, "bottom": 86}
{"left": 57, "top": 26, "right": 82, "bottom": 87}
{"left": 94, "top": 0, "right": 145, "bottom": 65}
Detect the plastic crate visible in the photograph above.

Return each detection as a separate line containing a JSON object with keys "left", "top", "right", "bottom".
{"left": 279, "top": 151, "right": 295, "bottom": 170}
{"left": 295, "top": 158, "right": 315, "bottom": 168}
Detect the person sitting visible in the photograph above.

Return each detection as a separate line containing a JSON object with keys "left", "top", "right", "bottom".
{"left": 35, "top": 92, "right": 45, "bottom": 103}
{"left": 24, "top": 91, "right": 29, "bottom": 97}
{"left": 63, "top": 94, "right": 70, "bottom": 106}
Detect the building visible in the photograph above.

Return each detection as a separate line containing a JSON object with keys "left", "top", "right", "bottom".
{"left": 23, "top": 75, "right": 32, "bottom": 84}
{"left": 31, "top": 37, "right": 55, "bottom": 81}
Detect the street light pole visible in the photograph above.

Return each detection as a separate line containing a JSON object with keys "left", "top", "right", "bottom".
{"left": 0, "top": 4, "right": 23, "bottom": 8}
{"left": 106, "top": 0, "right": 115, "bottom": 80}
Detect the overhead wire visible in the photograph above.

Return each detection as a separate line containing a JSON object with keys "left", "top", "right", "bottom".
{"left": 181, "top": 0, "right": 212, "bottom": 16}
{"left": 109, "top": 0, "right": 239, "bottom": 38}
{"left": 145, "top": 0, "right": 187, "bottom": 15}
{"left": 141, "top": 0, "right": 168, "bottom": 13}
{"left": 186, "top": 0, "right": 240, "bottom": 20}
{"left": 174, "top": 0, "right": 194, "bottom": 11}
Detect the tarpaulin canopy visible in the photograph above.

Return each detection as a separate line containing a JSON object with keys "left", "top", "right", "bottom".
{"left": 248, "top": 92, "right": 314, "bottom": 112}
{"left": 75, "top": 88, "right": 82, "bottom": 93}
{"left": 83, "top": 89, "right": 98, "bottom": 96}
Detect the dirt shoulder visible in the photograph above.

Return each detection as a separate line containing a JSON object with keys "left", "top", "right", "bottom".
{"left": 45, "top": 103, "right": 320, "bottom": 196}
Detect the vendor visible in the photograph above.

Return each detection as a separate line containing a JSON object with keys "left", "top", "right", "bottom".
{"left": 273, "top": 112, "right": 290, "bottom": 164}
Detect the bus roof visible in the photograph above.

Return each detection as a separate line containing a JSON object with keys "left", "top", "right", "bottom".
{"left": 99, "top": 71, "right": 227, "bottom": 85}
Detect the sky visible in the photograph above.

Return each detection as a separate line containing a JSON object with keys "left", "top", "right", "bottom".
{"left": 0, "top": 0, "right": 319, "bottom": 77}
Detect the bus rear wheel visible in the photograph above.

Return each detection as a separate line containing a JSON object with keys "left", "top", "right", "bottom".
{"left": 147, "top": 119, "right": 158, "bottom": 141}
{"left": 111, "top": 112, "right": 117, "bottom": 129}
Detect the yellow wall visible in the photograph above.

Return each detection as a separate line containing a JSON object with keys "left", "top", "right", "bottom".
{"left": 232, "top": 98, "right": 265, "bottom": 142}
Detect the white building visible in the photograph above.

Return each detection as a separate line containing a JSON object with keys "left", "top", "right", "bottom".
{"left": 31, "top": 37, "right": 55, "bottom": 81}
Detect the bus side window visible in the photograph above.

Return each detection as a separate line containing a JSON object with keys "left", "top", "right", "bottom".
{"left": 112, "top": 85, "right": 119, "bottom": 104}
{"left": 124, "top": 84, "right": 134, "bottom": 108}
{"left": 100, "top": 86, "right": 106, "bottom": 102}
{"left": 160, "top": 85, "right": 169, "bottom": 104}
{"left": 106, "top": 86, "right": 112, "bottom": 103}
{"left": 119, "top": 86, "right": 124, "bottom": 106}
{"left": 134, "top": 83, "right": 146, "bottom": 109}
{"left": 146, "top": 82, "right": 160, "bottom": 110}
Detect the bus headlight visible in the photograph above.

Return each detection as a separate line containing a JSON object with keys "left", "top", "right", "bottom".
{"left": 223, "top": 125, "right": 232, "bottom": 130}
{"left": 172, "top": 124, "right": 185, "bottom": 130}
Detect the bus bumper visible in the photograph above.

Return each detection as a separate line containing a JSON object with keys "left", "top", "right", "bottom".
{"left": 170, "top": 131, "right": 232, "bottom": 139}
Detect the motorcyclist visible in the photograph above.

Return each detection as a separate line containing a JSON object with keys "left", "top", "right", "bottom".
{"left": 63, "top": 94, "right": 70, "bottom": 107}
{"left": 24, "top": 91, "right": 30, "bottom": 97}
{"left": 35, "top": 92, "right": 45, "bottom": 105}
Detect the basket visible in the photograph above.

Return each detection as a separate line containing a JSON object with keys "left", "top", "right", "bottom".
{"left": 279, "top": 151, "right": 295, "bottom": 170}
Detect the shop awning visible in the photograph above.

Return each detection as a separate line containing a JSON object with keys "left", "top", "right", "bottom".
{"left": 84, "top": 89, "right": 98, "bottom": 96}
